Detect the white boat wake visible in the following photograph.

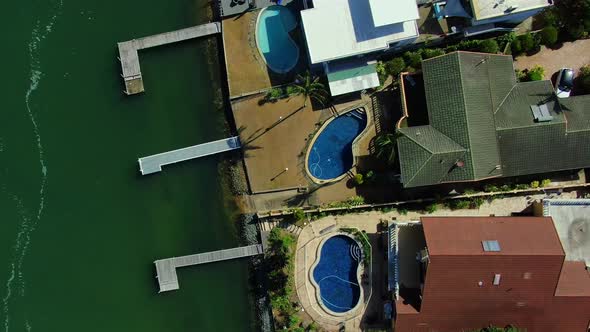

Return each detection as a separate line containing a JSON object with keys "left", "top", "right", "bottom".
{"left": 2, "top": 1, "right": 63, "bottom": 331}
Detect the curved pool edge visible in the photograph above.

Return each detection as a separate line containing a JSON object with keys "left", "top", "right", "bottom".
{"left": 304, "top": 107, "right": 372, "bottom": 185}
{"left": 255, "top": 6, "right": 300, "bottom": 74}
{"left": 309, "top": 232, "right": 365, "bottom": 317}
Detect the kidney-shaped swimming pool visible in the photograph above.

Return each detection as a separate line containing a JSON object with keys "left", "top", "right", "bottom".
{"left": 307, "top": 109, "right": 367, "bottom": 181}
{"left": 312, "top": 235, "right": 362, "bottom": 313}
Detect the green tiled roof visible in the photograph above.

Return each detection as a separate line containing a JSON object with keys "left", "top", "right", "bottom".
{"left": 397, "top": 51, "right": 590, "bottom": 188}
{"left": 397, "top": 126, "right": 466, "bottom": 187}
{"left": 327, "top": 63, "right": 376, "bottom": 82}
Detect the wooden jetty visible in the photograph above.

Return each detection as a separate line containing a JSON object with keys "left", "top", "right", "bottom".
{"left": 117, "top": 22, "right": 221, "bottom": 95}
{"left": 138, "top": 136, "right": 241, "bottom": 175}
{"left": 154, "top": 244, "right": 264, "bottom": 292}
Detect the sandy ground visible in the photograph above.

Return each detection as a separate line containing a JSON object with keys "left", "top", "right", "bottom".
{"left": 514, "top": 39, "right": 590, "bottom": 84}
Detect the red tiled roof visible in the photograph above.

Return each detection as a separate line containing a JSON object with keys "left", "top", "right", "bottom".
{"left": 556, "top": 261, "right": 590, "bottom": 296}
{"left": 421, "top": 216, "right": 565, "bottom": 256}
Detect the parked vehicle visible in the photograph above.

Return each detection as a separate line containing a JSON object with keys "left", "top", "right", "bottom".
{"left": 555, "top": 68, "right": 574, "bottom": 98}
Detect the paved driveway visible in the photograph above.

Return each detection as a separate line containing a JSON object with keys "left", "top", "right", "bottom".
{"left": 514, "top": 39, "right": 590, "bottom": 92}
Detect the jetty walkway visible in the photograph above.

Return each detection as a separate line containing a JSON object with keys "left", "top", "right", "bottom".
{"left": 154, "top": 244, "right": 264, "bottom": 292}
{"left": 117, "top": 22, "right": 221, "bottom": 95}
{"left": 139, "top": 136, "right": 241, "bottom": 175}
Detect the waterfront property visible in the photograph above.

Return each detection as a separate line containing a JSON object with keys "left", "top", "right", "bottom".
{"left": 300, "top": 0, "right": 419, "bottom": 95}
{"left": 138, "top": 136, "right": 241, "bottom": 175}
{"left": 154, "top": 244, "right": 263, "bottom": 292}
{"left": 391, "top": 216, "right": 590, "bottom": 331}
{"left": 396, "top": 51, "right": 590, "bottom": 188}
{"left": 117, "top": 23, "right": 221, "bottom": 94}
{"left": 306, "top": 109, "right": 368, "bottom": 182}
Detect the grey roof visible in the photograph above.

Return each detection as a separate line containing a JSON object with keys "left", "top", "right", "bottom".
{"left": 397, "top": 51, "right": 590, "bottom": 187}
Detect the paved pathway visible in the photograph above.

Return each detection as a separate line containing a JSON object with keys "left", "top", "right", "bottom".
{"left": 514, "top": 39, "right": 590, "bottom": 83}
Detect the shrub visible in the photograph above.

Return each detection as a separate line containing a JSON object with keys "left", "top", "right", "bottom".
{"left": 541, "top": 26, "right": 559, "bottom": 46}
{"left": 471, "top": 197, "right": 485, "bottom": 208}
{"left": 500, "top": 184, "right": 512, "bottom": 192}
{"left": 422, "top": 48, "right": 445, "bottom": 59}
{"left": 450, "top": 200, "right": 471, "bottom": 210}
{"left": 399, "top": 208, "right": 408, "bottom": 215}
{"left": 266, "top": 87, "right": 284, "bottom": 101}
{"left": 484, "top": 185, "right": 499, "bottom": 192}
{"left": 543, "top": 8, "right": 559, "bottom": 26}
{"left": 519, "top": 33, "right": 535, "bottom": 52}
{"left": 346, "top": 195, "right": 365, "bottom": 206}
{"left": 530, "top": 180, "right": 540, "bottom": 188}
{"left": 541, "top": 179, "right": 551, "bottom": 187}
{"left": 581, "top": 65, "right": 590, "bottom": 93}
{"left": 479, "top": 39, "right": 499, "bottom": 54}
{"left": 354, "top": 173, "right": 364, "bottom": 186}
{"left": 511, "top": 38, "right": 523, "bottom": 55}
{"left": 425, "top": 203, "right": 438, "bottom": 214}
{"left": 385, "top": 57, "right": 406, "bottom": 77}
{"left": 376, "top": 61, "right": 388, "bottom": 84}
{"left": 528, "top": 65, "right": 545, "bottom": 81}
{"left": 403, "top": 51, "right": 423, "bottom": 69}
{"left": 292, "top": 208, "right": 306, "bottom": 222}
{"left": 515, "top": 69, "right": 528, "bottom": 82}
{"left": 286, "top": 85, "right": 299, "bottom": 96}
{"left": 497, "top": 32, "right": 516, "bottom": 51}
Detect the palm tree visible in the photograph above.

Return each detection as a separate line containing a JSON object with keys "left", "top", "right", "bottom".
{"left": 373, "top": 132, "right": 400, "bottom": 165}
{"left": 290, "top": 71, "right": 328, "bottom": 108}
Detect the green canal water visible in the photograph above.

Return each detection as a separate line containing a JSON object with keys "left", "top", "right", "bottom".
{"left": 0, "top": 0, "right": 256, "bottom": 331}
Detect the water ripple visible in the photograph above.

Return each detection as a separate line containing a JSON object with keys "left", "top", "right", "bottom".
{"left": 2, "top": 1, "right": 63, "bottom": 331}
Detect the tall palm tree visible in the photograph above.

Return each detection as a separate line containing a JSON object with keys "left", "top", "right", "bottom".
{"left": 373, "top": 132, "right": 400, "bottom": 165}
{"left": 290, "top": 71, "right": 328, "bottom": 108}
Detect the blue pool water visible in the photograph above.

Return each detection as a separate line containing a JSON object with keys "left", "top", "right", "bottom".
{"left": 307, "top": 110, "right": 367, "bottom": 180}
{"left": 313, "top": 235, "right": 361, "bottom": 313}
{"left": 256, "top": 6, "right": 299, "bottom": 73}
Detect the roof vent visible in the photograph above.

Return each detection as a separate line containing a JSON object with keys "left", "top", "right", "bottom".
{"left": 482, "top": 240, "right": 501, "bottom": 252}
{"left": 531, "top": 104, "right": 553, "bottom": 122}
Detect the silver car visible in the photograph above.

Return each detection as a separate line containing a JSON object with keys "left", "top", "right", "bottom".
{"left": 555, "top": 68, "right": 574, "bottom": 98}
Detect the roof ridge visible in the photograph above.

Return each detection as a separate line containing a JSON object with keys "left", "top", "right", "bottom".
{"left": 456, "top": 52, "right": 478, "bottom": 178}
{"left": 494, "top": 82, "right": 518, "bottom": 114}
{"left": 404, "top": 153, "right": 434, "bottom": 186}
{"left": 401, "top": 126, "right": 466, "bottom": 153}
{"left": 400, "top": 128, "right": 435, "bottom": 154}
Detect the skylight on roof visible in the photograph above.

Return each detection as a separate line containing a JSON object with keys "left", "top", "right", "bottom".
{"left": 482, "top": 240, "right": 501, "bottom": 252}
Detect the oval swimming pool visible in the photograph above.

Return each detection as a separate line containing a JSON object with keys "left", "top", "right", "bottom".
{"left": 312, "top": 235, "right": 361, "bottom": 313}
{"left": 256, "top": 6, "right": 299, "bottom": 73}
{"left": 307, "top": 109, "right": 367, "bottom": 181}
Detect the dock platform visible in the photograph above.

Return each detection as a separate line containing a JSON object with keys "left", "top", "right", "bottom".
{"left": 117, "top": 22, "right": 221, "bottom": 94}
{"left": 139, "top": 136, "right": 241, "bottom": 175}
{"left": 154, "top": 244, "right": 264, "bottom": 292}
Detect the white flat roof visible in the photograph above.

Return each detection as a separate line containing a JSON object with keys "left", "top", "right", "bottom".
{"left": 543, "top": 199, "right": 590, "bottom": 267}
{"left": 470, "top": 0, "right": 550, "bottom": 20}
{"left": 301, "top": 0, "right": 419, "bottom": 64}
{"left": 369, "top": 0, "right": 420, "bottom": 27}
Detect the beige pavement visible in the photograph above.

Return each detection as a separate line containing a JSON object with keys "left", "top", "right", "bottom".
{"left": 514, "top": 39, "right": 590, "bottom": 81}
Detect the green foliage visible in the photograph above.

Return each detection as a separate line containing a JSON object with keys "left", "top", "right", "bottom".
{"left": 530, "top": 180, "right": 540, "bottom": 188}
{"left": 292, "top": 208, "right": 306, "bottom": 222}
{"left": 497, "top": 32, "right": 516, "bottom": 51}
{"left": 528, "top": 65, "right": 545, "bottom": 81}
{"left": 286, "top": 85, "right": 299, "bottom": 96}
{"left": 403, "top": 51, "right": 423, "bottom": 69}
{"left": 373, "top": 132, "right": 400, "bottom": 165}
{"left": 376, "top": 61, "right": 388, "bottom": 85}
{"left": 425, "top": 203, "right": 438, "bottom": 214}
{"left": 365, "top": 170, "right": 376, "bottom": 183}
{"left": 306, "top": 322, "right": 318, "bottom": 331}
{"left": 421, "top": 48, "right": 445, "bottom": 59}
{"left": 347, "top": 195, "right": 365, "bottom": 206}
{"left": 354, "top": 173, "right": 364, "bottom": 186}
{"left": 541, "top": 26, "right": 559, "bottom": 46}
{"left": 471, "top": 197, "right": 485, "bottom": 208}
{"left": 500, "top": 184, "right": 512, "bottom": 192}
{"left": 399, "top": 208, "right": 408, "bottom": 215}
{"left": 543, "top": 8, "right": 559, "bottom": 26}
{"left": 463, "top": 189, "right": 477, "bottom": 195}
{"left": 449, "top": 199, "right": 471, "bottom": 210}
{"left": 541, "top": 179, "right": 552, "bottom": 187}
{"left": 479, "top": 39, "right": 499, "bottom": 54}
{"left": 267, "top": 228, "right": 297, "bottom": 327}
{"left": 511, "top": 38, "right": 523, "bottom": 55}
{"left": 515, "top": 69, "right": 528, "bottom": 82}
{"left": 265, "top": 87, "right": 285, "bottom": 102}
{"left": 484, "top": 184, "right": 499, "bottom": 192}
{"left": 292, "top": 71, "right": 328, "bottom": 107}
{"left": 580, "top": 65, "right": 590, "bottom": 93}
{"left": 515, "top": 183, "right": 529, "bottom": 190}
{"left": 385, "top": 57, "right": 407, "bottom": 77}
{"left": 476, "top": 325, "right": 523, "bottom": 332}
{"left": 520, "top": 33, "right": 536, "bottom": 52}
